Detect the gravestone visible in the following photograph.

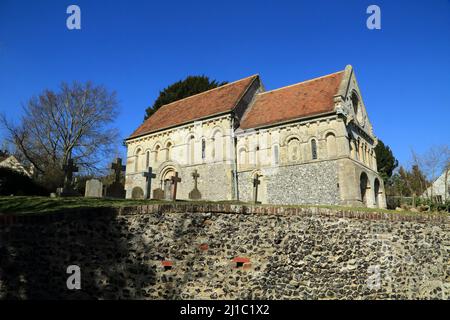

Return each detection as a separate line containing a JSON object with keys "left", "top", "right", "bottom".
{"left": 57, "top": 158, "right": 79, "bottom": 197}
{"left": 131, "top": 186, "right": 144, "bottom": 199}
{"left": 153, "top": 188, "right": 164, "bottom": 200}
{"left": 188, "top": 169, "right": 202, "bottom": 200}
{"left": 143, "top": 167, "right": 156, "bottom": 199}
{"left": 85, "top": 179, "right": 103, "bottom": 198}
{"left": 171, "top": 172, "right": 181, "bottom": 201}
{"left": 106, "top": 158, "right": 126, "bottom": 198}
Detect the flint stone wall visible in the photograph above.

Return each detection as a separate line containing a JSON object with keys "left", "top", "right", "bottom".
{"left": 237, "top": 160, "right": 340, "bottom": 205}
{"left": 0, "top": 204, "right": 448, "bottom": 299}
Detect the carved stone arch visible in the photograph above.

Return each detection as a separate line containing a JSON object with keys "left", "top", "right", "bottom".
{"left": 134, "top": 145, "right": 144, "bottom": 155}
{"left": 185, "top": 132, "right": 197, "bottom": 144}
{"left": 286, "top": 136, "right": 301, "bottom": 162}
{"left": 185, "top": 133, "right": 196, "bottom": 164}
{"left": 163, "top": 139, "right": 174, "bottom": 161}
{"left": 360, "top": 172, "right": 369, "bottom": 206}
{"left": 162, "top": 137, "right": 174, "bottom": 148}
{"left": 238, "top": 146, "right": 248, "bottom": 167}
{"left": 152, "top": 141, "right": 162, "bottom": 151}
{"left": 152, "top": 142, "right": 162, "bottom": 163}
{"left": 211, "top": 127, "right": 224, "bottom": 161}
{"left": 283, "top": 133, "right": 303, "bottom": 146}
{"left": 209, "top": 126, "right": 224, "bottom": 139}
{"left": 324, "top": 131, "right": 337, "bottom": 158}
{"left": 350, "top": 90, "right": 360, "bottom": 115}
{"left": 134, "top": 146, "right": 143, "bottom": 172}
{"left": 321, "top": 129, "right": 338, "bottom": 140}
{"left": 157, "top": 164, "right": 180, "bottom": 200}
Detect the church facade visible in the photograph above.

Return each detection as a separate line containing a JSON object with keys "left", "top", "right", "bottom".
{"left": 124, "top": 65, "right": 386, "bottom": 208}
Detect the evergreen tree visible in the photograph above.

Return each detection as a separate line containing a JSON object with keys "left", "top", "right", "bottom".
{"left": 375, "top": 139, "right": 398, "bottom": 181}
{"left": 144, "top": 75, "right": 227, "bottom": 120}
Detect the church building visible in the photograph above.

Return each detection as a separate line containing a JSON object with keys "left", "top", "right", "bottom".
{"left": 124, "top": 65, "right": 386, "bottom": 208}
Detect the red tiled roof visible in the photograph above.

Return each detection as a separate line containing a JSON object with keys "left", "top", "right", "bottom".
{"left": 128, "top": 75, "right": 258, "bottom": 139}
{"left": 239, "top": 71, "right": 344, "bottom": 129}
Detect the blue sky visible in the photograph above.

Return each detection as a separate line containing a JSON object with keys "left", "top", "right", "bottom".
{"left": 0, "top": 0, "right": 449, "bottom": 167}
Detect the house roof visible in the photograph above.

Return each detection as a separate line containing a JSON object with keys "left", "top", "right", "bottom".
{"left": 128, "top": 75, "right": 258, "bottom": 139}
{"left": 239, "top": 70, "right": 344, "bottom": 129}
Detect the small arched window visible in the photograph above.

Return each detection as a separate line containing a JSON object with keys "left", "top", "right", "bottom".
{"left": 326, "top": 133, "right": 337, "bottom": 158}
{"left": 287, "top": 138, "right": 301, "bottom": 162}
{"left": 311, "top": 139, "right": 318, "bottom": 160}
{"left": 154, "top": 145, "right": 160, "bottom": 163}
{"left": 351, "top": 92, "right": 359, "bottom": 115}
{"left": 166, "top": 142, "right": 172, "bottom": 161}
{"left": 135, "top": 148, "right": 142, "bottom": 172}
{"left": 201, "top": 139, "right": 206, "bottom": 160}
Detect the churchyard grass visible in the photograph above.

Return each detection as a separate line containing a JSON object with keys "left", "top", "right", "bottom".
{"left": 0, "top": 196, "right": 446, "bottom": 216}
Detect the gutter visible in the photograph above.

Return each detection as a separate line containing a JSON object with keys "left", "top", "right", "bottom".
{"left": 231, "top": 117, "right": 239, "bottom": 201}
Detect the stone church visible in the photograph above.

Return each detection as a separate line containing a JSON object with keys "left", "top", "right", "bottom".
{"left": 124, "top": 65, "right": 386, "bottom": 208}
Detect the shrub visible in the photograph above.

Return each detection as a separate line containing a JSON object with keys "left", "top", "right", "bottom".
{"left": 0, "top": 167, "right": 48, "bottom": 196}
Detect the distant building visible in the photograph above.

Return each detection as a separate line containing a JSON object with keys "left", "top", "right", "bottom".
{"left": 423, "top": 168, "right": 450, "bottom": 202}
{"left": 0, "top": 153, "right": 34, "bottom": 178}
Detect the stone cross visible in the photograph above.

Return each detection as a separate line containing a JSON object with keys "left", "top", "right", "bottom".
{"left": 170, "top": 172, "right": 181, "bottom": 201}
{"left": 191, "top": 169, "right": 200, "bottom": 189}
{"left": 253, "top": 174, "right": 261, "bottom": 204}
{"left": 111, "top": 158, "right": 126, "bottom": 183}
{"left": 143, "top": 167, "right": 156, "bottom": 199}
{"left": 63, "top": 158, "right": 79, "bottom": 189}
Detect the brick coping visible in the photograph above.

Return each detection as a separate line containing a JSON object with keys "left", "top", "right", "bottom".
{"left": 0, "top": 203, "right": 448, "bottom": 226}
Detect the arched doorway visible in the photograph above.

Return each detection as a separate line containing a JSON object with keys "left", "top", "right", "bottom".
{"left": 374, "top": 178, "right": 380, "bottom": 208}
{"left": 161, "top": 167, "right": 176, "bottom": 200}
{"left": 360, "top": 172, "right": 369, "bottom": 206}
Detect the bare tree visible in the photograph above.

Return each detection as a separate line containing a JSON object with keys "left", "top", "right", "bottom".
{"left": 1, "top": 81, "right": 120, "bottom": 189}
{"left": 411, "top": 145, "right": 450, "bottom": 200}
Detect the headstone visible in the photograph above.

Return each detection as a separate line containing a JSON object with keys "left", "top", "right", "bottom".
{"left": 106, "top": 158, "right": 126, "bottom": 198}
{"left": 131, "top": 187, "right": 144, "bottom": 199}
{"left": 153, "top": 188, "right": 164, "bottom": 200}
{"left": 163, "top": 180, "right": 172, "bottom": 200}
{"left": 188, "top": 169, "right": 202, "bottom": 200}
{"left": 58, "top": 158, "right": 79, "bottom": 197}
{"left": 171, "top": 172, "right": 181, "bottom": 201}
{"left": 143, "top": 167, "right": 156, "bottom": 199}
{"left": 253, "top": 174, "right": 261, "bottom": 204}
{"left": 85, "top": 179, "right": 103, "bottom": 198}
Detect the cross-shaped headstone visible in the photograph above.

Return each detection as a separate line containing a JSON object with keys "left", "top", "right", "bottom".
{"left": 143, "top": 167, "right": 156, "bottom": 199}
{"left": 170, "top": 172, "right": 181, "bottom": 201}
{"left": 63, "top": 158, "right": 79, "bottom": 189}
{"left": 191, "top": 169, "right": 200, "bottom": 189}
{"left": 111, "top": 158, "right": 126, "bottom": 184}
{"left": 253, "top": 174, "right": 261, "bottom": 204}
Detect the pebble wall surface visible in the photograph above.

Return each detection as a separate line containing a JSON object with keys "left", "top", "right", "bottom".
{"left": 0, "top": 204, "right": 448, "bottom": 299}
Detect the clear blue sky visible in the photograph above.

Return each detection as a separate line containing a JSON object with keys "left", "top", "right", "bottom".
{"left": 0, "top": 0, "right": 449, "bottom": 167}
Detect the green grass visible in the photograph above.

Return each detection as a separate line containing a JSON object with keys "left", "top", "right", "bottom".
{"left": 0, "top": 196, "right": 446, "bottom": 216}
{"left": 0, "top": 196, "right": 160, "bottom": 215}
